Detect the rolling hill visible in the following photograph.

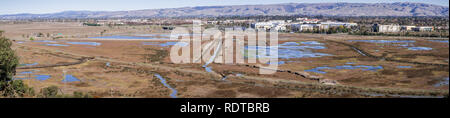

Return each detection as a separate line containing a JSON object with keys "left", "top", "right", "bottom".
{"left": 1, "top": 2, "right": 448, "bottom": 19}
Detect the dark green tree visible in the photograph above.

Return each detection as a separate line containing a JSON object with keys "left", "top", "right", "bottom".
{"left": 0, "top": 30, "right": 33, "bottom": 97}
{"left": 0, "top": 31, "right": 19, "bottom": 82}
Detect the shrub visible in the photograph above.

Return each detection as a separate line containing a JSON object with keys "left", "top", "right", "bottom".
{"left": 73, "top": 91, "right": 92, "bottom": 98}
{"left": 39, "top": 86, "right": 92, "bottom": 98}
{"left": 41, "top": 85, "right": 59, "bottom": 98}
{"left": 380, "top": 69, "right": 399, "bottom": 75}
{"left": 0, "top": 80, "right": 35, "bottom": 97}
{"left": 83, "top": 23, "right": 101, "bottom": 26}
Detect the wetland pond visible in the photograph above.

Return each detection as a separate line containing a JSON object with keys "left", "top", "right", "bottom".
{"left": 245, "top": 41, "right": 332, "bottom": 59}
{"left": 15, "top": 71, "right": 51, "bottom": 81}
{"left": 304, "top": 65, "right": 383, "bottom": 74}
{"left": 66, "top": 42, "right": 101, "bottom": 46}
{"left": 347, "top": 40, "right": 434, "bottom": 51}
{"left": 154, "top": 74, "right": 177, "bottom": 98}
{"left": 434, "top": 77, "right": 449, "bottom": 87}
{"left": 19, "top": 62, "right": 38, "bottom": 66}
{"left": 62, "top": 74, "right": 81, "bottom": 82}
{"left": 30, "top": 40, "right": 102, "bottom": 47}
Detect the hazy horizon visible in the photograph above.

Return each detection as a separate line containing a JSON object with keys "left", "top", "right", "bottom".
{"left": 0, "top": 0, "right": 448, "bottom": 15}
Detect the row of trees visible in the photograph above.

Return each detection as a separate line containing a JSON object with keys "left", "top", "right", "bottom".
{"left": 82, "top": 23, "right": 101, "bottom": 26}
{"left": 299, "top": 26, "right": 353, "bottom": 34}
{"left": 210, "top": 15, "right": 449, "bottom": 36}
{"left": 211, "top": 15, "right": 449, "bottom": 27}
{"left": 349, "top": 31, "right": 449, "bottom": 38}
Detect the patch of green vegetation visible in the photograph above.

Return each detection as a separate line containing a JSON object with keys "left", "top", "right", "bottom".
{"left": 300, "top": 25, "right": 352, "bottom": 34}
{"left": 0, "top": 34, "right": 19, "bottom": 81}
{"left": 0, "top": 80, "right": 35, "bottom": 97}
{"left": 83, "top": 23, "right": 101, "bottom": 26}
{"left": 39, "top": 85, "right": 92, "bottom": 98}
{"left": 37, "top": 32, "right": 44, "bottom": 37}
{"left": 72, "top": 91, "right": 93, "bottom": 98}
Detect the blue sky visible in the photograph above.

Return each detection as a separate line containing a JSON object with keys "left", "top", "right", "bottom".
{"left": 0, "top": 0, "right": 448, "bottom": 15}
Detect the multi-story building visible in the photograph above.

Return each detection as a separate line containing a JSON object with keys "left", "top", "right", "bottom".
{"left": 296, "top": 17, "right": 320, "bottom": 24}
{"left": 401, "top": 26, "right": 416, "bottom": 31}
{"left": 412, "top": 26, "right": 434, "bottom": 32}
{"left": 299, "top": 24, "right": 315, "bottom": 31}
{"left": 321, "top": 21, "right": 357, "bottom": 28}
{"left": 375, "top": 24, "right": 434, "bottom": 32}
{"left": 251, "top": 20, "right": 286, "bottom": 31}
{"left": 373, "top": 24, "right": 401, "bottom": 32}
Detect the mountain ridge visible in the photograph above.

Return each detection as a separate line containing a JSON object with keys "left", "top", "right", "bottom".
{"left": 1, "top": 2, "right": 448, "bottom": 19}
